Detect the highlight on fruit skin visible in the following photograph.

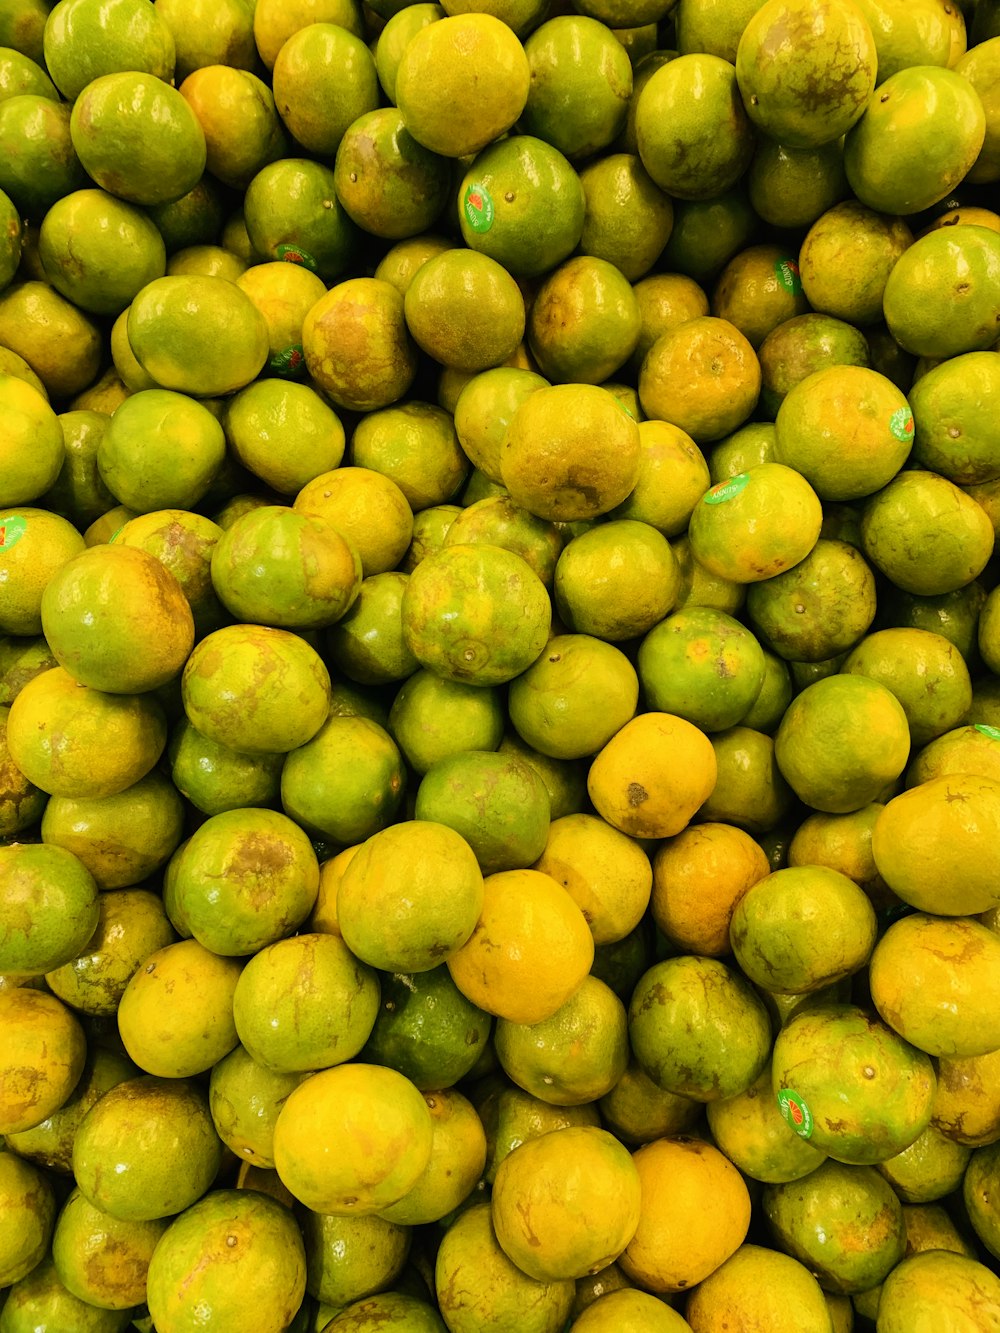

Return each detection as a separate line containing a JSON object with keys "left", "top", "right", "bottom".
{"left": 3, "top": 0, "right": 1000, "bottom": 1327}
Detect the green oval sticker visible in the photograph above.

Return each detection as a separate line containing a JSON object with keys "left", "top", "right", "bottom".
{"left": 777, "top": 1089, "right": 813, "bottom": 1139}
{"left": 0, "top": 515, "right": 27, "bottom": 552}
{"left": 889, "top": 407, "right": 914, "bottom": 442}
{"left": 704, "top": 473, "right": 751, "bottom": 505}
{"left": 275, "top": 243, "right": 318, "bottom": 273}
{"left": 975, "top": 724, "right": 1000, "bottom": 741}
{"left": 463, "top": 182, "right": 495, "bottom": 234}
{"left": 270, "top": 344, "right": 305, "bottom": 377}
{"left": 774, "top": 257, "right": 801, "bottom": 294}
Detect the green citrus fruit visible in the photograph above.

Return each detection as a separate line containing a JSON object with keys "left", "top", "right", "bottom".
{"left": 735, "top": 0, "right": 877, "bottom": 147}
{"left": 637, "top": 52, "right": 754, "bottom": 199}
{"left": 38, "top": 187, "right": 165, "bottom": 317}
{"left": 232, "top": 931, "right": 380, "bottom": 1074}
{"left": 638, "top": 606, "right": 765, "bottom": 732}
{"left": 883, "top": 224, "right": 1000, "bottom": 358}
{"left": 244, "top": 157, "right": 359, "bottom": 283}
{"left": 273, "top": 21, "right": 379, "bottom": 158}
{"left": 169, "top": 806, "right": 319, "bottom": 957}
{"left": 43, "top": 0, "right": 175, "bottom": 100}
{"left": 909, "top": 350, "right": 1000, "bottom": 485}
{"left": 225, "top": 380, "right": 345, "bottom": 494}
{"left": 69, "top": 71, "right": 205, "bottom": 206}
{"left": 145, "top": 1188, "right": 306, "bottom": 1333}
{"left": 0, "top": 986, "right": 86, "bottom": 1134}
{"left": 404, "top": 247, "right": 525, "bottom": 374}
{"left": 41, "top": 544, "right": 194, "bottom": 694}
{"left": 182, "top": 622, "right": 331, "bottom": 754}
{"left": 0, "top": 841, "right": 98, "bottom": 977}
{"left": 528, "top": 255, "right": 641, "bottom": 385}
{"left": 687, "top": 463, "right": 823, "bottom": 583}
{"left": 127, "top": 274, "right": 269, "bottom": 397}
{"left": 457, "top": 135, "right": 585, "bottom": 278}
{"left": 520, "top": 15, "right": 632, "bottom": 160}
{"left": 747, "top": 134, "right": 849, "bottom": 230}
{"left": 843, "top": 64, "right": 986, "bottom": 214}
{"left": 333, "top": 107, "right": 451, "bottom": 241}
{"left": 168, "top": 717, "right": 283, "bottom": 817}
{"left": 98, "top": 389, "right": 226, "bottom": 513}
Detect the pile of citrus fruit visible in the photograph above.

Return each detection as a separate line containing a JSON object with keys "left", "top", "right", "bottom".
{"left": 2, "top": 0, "right": 1000, "bottom": 1328}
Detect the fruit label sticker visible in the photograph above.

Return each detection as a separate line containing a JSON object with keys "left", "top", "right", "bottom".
{"left": 975, "top": 724, "right": 1000, "bottom": 741}
{"left": 270, "top": 344, "right": 305, "bottom": 377}
{"left": 777, "top": 1089, "right": 813, "bottom": 1139}
{"left": 275, "top": 243, "right": 318, "bottom": 273}
{"left": 108, "top": 527, "right": 124, "bottom": 544}
{"left": 703, "top": 473, "right": 751, "bottom": 505}
{"left": 775, "top": 257, "right": 801, "bottom": 294}
{"left": 0, "top": 515, "right": 26, "bottom": 552}
{"left": 889, "top": 408, "right": 914, "bottom": 442}
{"left": 463, "top": 183, "right": 495, "bottom": 233}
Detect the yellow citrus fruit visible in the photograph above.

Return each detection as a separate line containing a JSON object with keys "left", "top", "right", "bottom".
{"left": 7, "top": 665, "right": 166, "bottom": 799}
{"left": 798, "top": 199, "right": 913, "bottom": 326}
{"left": 51, "top": 1186, "right": 167, "bottom": 1311}
{"left": 434, "top": 1201, "right": 575, "bottom": 1333}
{"left": 587, "top": 711, "right": 717, "bottom": 839}
{"left": 0, "top": 376, "right": 66, "bottom": 507}
{"left": 178, "top": 66, "right": 287, "bottom": 193}
{"left": 711, "top": 244, "right": 810, "bottom": 350}
{"left": 145, "top": 1188, "right": 306, "bottom": 1333}
{"left": 71, "top": 1075, "right": 223, "bottom": 1221}
{"left": 637, "top": 52, "right": 754, "bottom": 199}
{"left": 116, "top": 937, "right": 241, "bottom": 1079}
{"left": 377, "top": 1086, "right": 487, "bottom": 1226}
{"left": 272, "top": 22, "right": 378, "bottom": 159}
{"left": 252, "top": 0, "right": 365, "bottom": 69}
{"left": 452, "top": 367, "right": 549, "bottom": 485}
{"left": 494, "top": 974, "right": 630, "bottom": 1106}
{"left": 578, "top": 153, "right": 673, "bottom": 282}
{"left": 232, "top": 932, "right": 380, "bottom": 1074}
{"left": 443, "top": 494, "right": 563, "bottom": 589}
{"left": 294, "top": 466, "right": 413, "bottom": 578}
{"left": 235, "top": 261, "right": 326, "bottom": 377}
{"left": 610, "top": 419, "right": 711, "bottom": 537}
{"left": 272, "top": 1061, "right": 434, "bottom": 1215}
{"left": 0, "top": 507, "right": 85, "bottom": 637}
{"left": 907, "top": 724, "right": 1000, "bottom": 788}
{"left": 0, "top": 280, "right": 103, "bottom": 402}
{"left": 842, "top": 625, "right": 973, "bottom": 748}
{"left": 686, "top": 1243, "right": 838, "bottom": 1333}
{"left": 0, "top": 986, "right": 86, "bottom": 1134}
{"left": 638, "top": 315, "right": 761, "bottom": 443}
{"left": 932, "top": 1047, "right": 1000, "bottom": 1148}
{"left": 786, "top": 802, "right": 888, "bottom": 900}
{"left": 508, "top": 633, "right": 639, "bottom": 761}
{"left": 687, "top": 462, "right": 823, "bottom": 584}
{"left": 45, "top": 886, "right": 177, "bottom": 1017}
{"left": 447, "top": 867, "right": 594, "bottom": 1024}
{"left": 0, "top": 1150, "right": 56, "bottom": 1287}
{"left": 869, "top": 913, "right": 1000, "bottom": 1058}
{"left": 569, "top": 1288, "right": 692, "bottom": 1332}
{"left": 706, "top": 1063, "right": 829, "bottom": 1186}
{"left": 620, "top": 1136, "right": 752, "bottom": 1293}
{"left": 873, "top": 774, "right": 1000, "bottom": 916}
{"left": 650, "top": 820, "right": 770, "bottom": 956}
{"left": 336, "top": 819, "right": 483, "bottom": 972}
{"left": 181, "top": 622, "right": 331, "bottom": 755}
{"left": 395, "top": 14, "right": 530, "bottom": 158}
{"left": 476, "top": 1077, "right": 601, "bottom": 1184}
{"left": 500, "top": 382, "right": 642, "bottom": 522}
{"left": 0, "top": 1254, "right": 135, "bottom": 1332}
{"left": 302, "top": 276, "right": 418, "bottom": 412}
{"left": 736, "top": 0, "right": 877, "bottom": 147}
{"left": 40, "top": 768, "right": 184, "bottom": 891}
{"left": 491, "top": 1125, "right": 640, "bottom": 1282}
{"left": 532, "top": 812, "right": 652, "bottom": 944}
